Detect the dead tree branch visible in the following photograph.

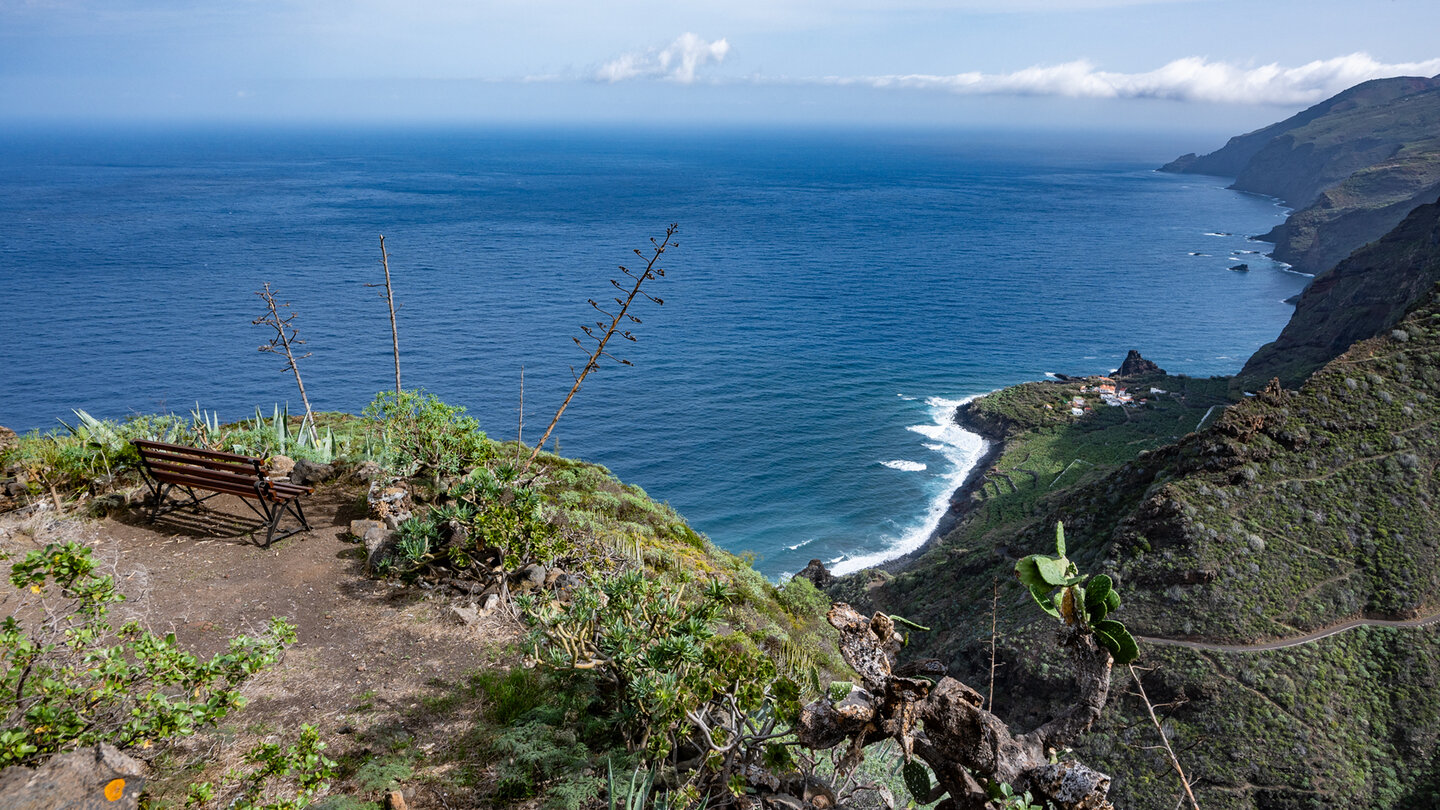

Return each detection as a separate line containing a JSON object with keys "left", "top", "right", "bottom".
{"left": 522, "top": 223, "right": 677, "bottom": 473}
{"left": 253, "top": 283, "right": 318, "bottom": 445}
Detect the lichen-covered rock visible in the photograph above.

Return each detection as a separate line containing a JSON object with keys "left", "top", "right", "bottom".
{"left": 0, "top": 744, "right": 145, "bottom": 810}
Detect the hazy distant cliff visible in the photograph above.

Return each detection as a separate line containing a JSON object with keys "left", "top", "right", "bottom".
{"left": 1238, "top": 195, "right": 1440, "bottom": 389}
{"left": 1162, "top": 74, "right": 1440, "bottom": 277}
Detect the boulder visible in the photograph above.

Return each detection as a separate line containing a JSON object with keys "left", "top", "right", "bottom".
{"left": 1114, "top": 350, "right": 1164, "bottom": 379}
{"left": 479, "top": 593, "right": 503, "bottom": 612}
{"left": 512, "top": 563, "right": 547, "bottom": 593}
{"left": 345, "top": 460, "right": 384, "bottom": 484}
{"left": 0, "top": 743, "right": 146, "bottom": 810}
{"left": 262, "top": 454, "right": 295, "bottom": 479}
{"left": 350, "top": 519, "right": 396, "bottom": 573}
{"left": 0, "top": 425, "right": 17, "bottom": 454}
{"left": 448, "top": 605, "right": 480, "bottom": 626}
{"left": 290, "top": 459, "right": 335, "bottom": 486}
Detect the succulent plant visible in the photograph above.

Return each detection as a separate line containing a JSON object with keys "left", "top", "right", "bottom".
{"left": 1016, "top": 522, "right": 1138, "bottom": 664}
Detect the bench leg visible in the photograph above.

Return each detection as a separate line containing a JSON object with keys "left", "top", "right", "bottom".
{"left": 148, "top": 483, "right": 175, "bottom": 523}
{"left": 262, "top": 502, "right": 286, "bottom": 548}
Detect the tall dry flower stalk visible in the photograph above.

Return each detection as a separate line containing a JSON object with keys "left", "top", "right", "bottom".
{"left": 366, "top": 234, "right": 403, "bottom": 392}
{"left": 253, "top": 283, "right": 319, "bottom": 445}
{"left": 522, "top": 223, "right": 678, "bottom": 473}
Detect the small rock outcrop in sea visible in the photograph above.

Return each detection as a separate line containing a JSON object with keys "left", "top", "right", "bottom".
{"left": 1230, "top": 263, "right": 1250, "bottom": 272}
{"left": 1114, "top": 350, "right": 1164, "bottom": 378}
{"left": 795, "top": 559, "right": 834, "bottom": 589}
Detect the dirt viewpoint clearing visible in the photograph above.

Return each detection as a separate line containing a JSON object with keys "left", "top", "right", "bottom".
{"left": 0, "top": 485, "right": 523, "bottom": 808}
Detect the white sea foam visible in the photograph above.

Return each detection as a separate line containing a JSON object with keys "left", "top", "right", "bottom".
{"left": 897, "top": 394, "right": 917, "bottom": 401}
{"left": 1043, "top": 371, "right": 1059, "bottom": 379}
{"left": 1188, "top": 252, "right": 1210, "bottom": 257}
{"left": 1204, "top": 231, "right": 1231, "bottom": 237}
{"left": 830, "top": 394, "right": 991, "bottom": 576}
{"left": 881, "top": 460, "right": 927, "bottom": 472}
{"left": 787, "top": 537, "right": 816, "bottom": 551}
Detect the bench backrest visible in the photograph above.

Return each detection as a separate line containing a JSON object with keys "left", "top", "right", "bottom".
{"left": 132, "top": 439, "right": 268, "bottom": 500}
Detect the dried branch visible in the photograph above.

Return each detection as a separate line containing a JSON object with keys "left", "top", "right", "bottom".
{"left": 522, "top": 224, "right": 677, "bottom": 473}
{"left": 1130, "top": 664, "right": 1200, "bottom": 810}
{"left": 368, "top": 234, "right": 403, "bottom": 393}
{"left": 252, "top": 283, "right": 318, "bottom": 445}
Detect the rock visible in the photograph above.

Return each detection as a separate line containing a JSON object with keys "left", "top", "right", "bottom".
{"left": 383, "top": 789, "right": 409, "bottom": 810}
{"left": 0, "top": 743, "right": 146, "bottom": 810}
{"left": 350, "top": 520, "right": 396, "bottom": 573}
{"left": 512, "top": 563, "right": 547, "bottom": 592}
{"left": 448, "top": 605, "right": 480, "bottom": 626}
{"left": 0, "top": 425, "right": 16, "bottom": 454}
{"left": 346, "top": 460, "right": 384, "bottom": 484}
{"left": 479, "top": 593, "right": 502, "bottom": 612}
{"left": 1229, "top": 262, "right": 1250, "bottom": 272}
{"left": 795, "top": 559, "right": 833, "bottom": 589}
{"left": 1114, "top": 350, "right": 1164, "bottom": 379}
{"left": 763, "top": 794, "right": 806, "bottom": 810}
{"left": 263, "top": 454, "right": 295, "bottom": 479}
{"left": 88, "top": 492, "right": 129, "bottom": 517}
{"left": 291, "top": 458, "right": 335, "bottom": 486}
{"left": 368, "top": 480, "right": 413, "bottom": 521}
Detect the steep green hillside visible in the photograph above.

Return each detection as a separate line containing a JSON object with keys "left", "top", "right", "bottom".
{"left": 1239, "top": 196, "right": 1440, "bottom": 390}
{"left": 1161, "top": 75, "right": 1440, "bottom": 277}
{"left": 846, "top": 287, "right": 1440, "bottom": 808}
{"left": 1160, "top": 76, "right": 1440, "bottom": 179}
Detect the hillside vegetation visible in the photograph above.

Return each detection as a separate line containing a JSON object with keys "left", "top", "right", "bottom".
{"left": 846, "top": 282, "right": 1440, "bottom": 808}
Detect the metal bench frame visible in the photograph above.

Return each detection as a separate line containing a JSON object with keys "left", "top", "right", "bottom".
{"left": 132, "top": 439, "right": 313, "bottom": 546}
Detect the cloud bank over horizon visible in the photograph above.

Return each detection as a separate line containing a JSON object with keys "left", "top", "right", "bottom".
{"left": 590, "top": 42, "right": 1440, "bottom": 106}
{"left": 819, "top": 53, "right": 1440, "bottom": 105}
{"left": 596, "top": 33, "right": 731, "bottom": 84}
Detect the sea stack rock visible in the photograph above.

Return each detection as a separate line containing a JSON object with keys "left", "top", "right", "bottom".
{"left": 795, "top": 559, "right": 834, "bottom": 589}
{"left": 1115, "top": 350, "right": 1164, "bottom": 378}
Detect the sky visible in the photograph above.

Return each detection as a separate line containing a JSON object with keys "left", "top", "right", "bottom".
{"left": 3, "top": 0, "right": 1440, "bottom": 130}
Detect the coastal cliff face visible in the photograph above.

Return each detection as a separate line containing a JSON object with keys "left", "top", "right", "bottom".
{"left": 837, "top": 206, "right": 1440, "bottom": 807}
{"left": 1238, "top": 195, "right": 1440, "bottom": 389}
{"left": 1161, "top": 75, "right": 1440, "bottom": 277}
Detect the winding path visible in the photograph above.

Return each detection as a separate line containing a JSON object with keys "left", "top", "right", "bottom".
{"left": 1138, "top": 611, "right": 1440, "bottom": 653}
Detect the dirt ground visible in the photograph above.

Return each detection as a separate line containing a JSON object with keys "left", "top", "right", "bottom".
{"left": 0, "top": 484, "right": 524, "bottom": 807}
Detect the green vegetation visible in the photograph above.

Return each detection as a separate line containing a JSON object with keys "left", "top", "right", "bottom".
{"left": 0, "top": 542, "right": 293, "bottom": 767}
{"left": 849, "top": 286, "right": 1440, "bottom": 808}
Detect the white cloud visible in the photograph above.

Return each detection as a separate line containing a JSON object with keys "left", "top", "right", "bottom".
{"left": 819, "top": 53, "right": 1440, "bottom": 104}
{"left": 597, "top": 33, "right": 730, "bottom": 84}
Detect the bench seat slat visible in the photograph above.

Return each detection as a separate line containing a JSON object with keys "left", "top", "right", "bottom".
{"left": 133, "top": 439, "right": 261, "bottom": 464}
{"left": 139, "top": 449, "right": 259, "bottom": 477}
{"left": 144, "top": 460, "right": 265, "bottom": 491}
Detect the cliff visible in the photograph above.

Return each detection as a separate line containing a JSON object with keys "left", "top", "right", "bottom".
{"left": 1238, "top": 195, "right": 1440, "bottom": 389}
{"left": 1162, "top": 75, "right": 1440, "bottom": 277}
{"left": 836, "top": 201, "right": 1440, "bottom": 807}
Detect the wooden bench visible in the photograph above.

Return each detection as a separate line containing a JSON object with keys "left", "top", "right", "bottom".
{"left": 132, "top": 439, "right": 313, "bottom": 546}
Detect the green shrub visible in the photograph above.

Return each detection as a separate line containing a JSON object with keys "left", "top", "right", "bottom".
{"left": 362, "top": 390, "right": 490, "bottom": 478}
{"left": 0, "top": 542, "right": 295, "bottom": 767}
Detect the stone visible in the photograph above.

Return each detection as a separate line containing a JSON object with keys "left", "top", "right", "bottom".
{"left": 795, "top": 559, "right": 834, "bottom": 589}
{"left": 0, "top": 743, "right": 145, "bottom": 810}
{"left": 383, "top": 789, "right": 409, "bottom": 810}
{"left": 479, "top": 593, "right": 502, "bottom": 612}
{"left": 763, "top": 794, "right": 806, "bottom": 810}
{"left": 448, "top": 605, "right": 480, "bottom": 626}
{"left": 346, "top": 460, "right": 384, "bottom": 484}
{"left": 512, "top": 563, "right": 547, "bottom": 592}
{"left": 291, "top": 458, "right": 335, "bottom": 486}
{"left": 263, "top": 454, "right": 295, "bottom": 479}
{"left": 0, "top": 425, "right": 16, "bottom": 454}
{"left": 1114, "top": 350, "right": 1164, "bottom": 378}
{"left": 350, "top": 520, "right": 396, "bottom": 573}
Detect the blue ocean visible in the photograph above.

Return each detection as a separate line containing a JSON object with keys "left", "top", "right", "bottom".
{"left": 0, "top": 126, "right": 1308, "bottom": 577}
